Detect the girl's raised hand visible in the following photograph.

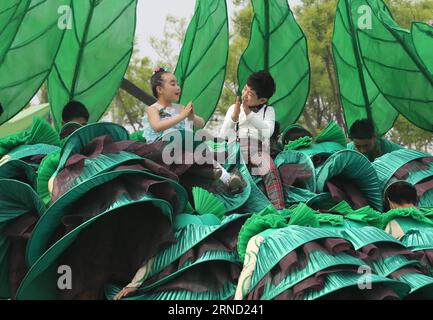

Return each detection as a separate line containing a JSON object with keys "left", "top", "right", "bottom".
{"left": 181, "top": 103, "right": 193, "bottom": 118}
{"left": 187, "top": 102, "right": 195, "bottom": 120}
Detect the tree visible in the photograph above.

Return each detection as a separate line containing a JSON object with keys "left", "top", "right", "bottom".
{"left": 149, "top": 15, "right": 188, "bottom": 70}
{"left": 105, "top": 43, "right": 154, "bottom": 131}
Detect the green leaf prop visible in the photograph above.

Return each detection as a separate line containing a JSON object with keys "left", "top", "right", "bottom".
{"left": 0, "top": 1, "right": 29, "bottom": 51}
{"left": 0, "top": 0, "right": 71, "bottom": 124}
{"left": 174, "top": 0, "right": 229, "bottom": 123}
{"left": 237, "top": 0, "right": 310, "bottom": 129}
{"left": 192, "top": 187, "right": 226, "bottom": 219}
{"left": 332, "top": 0, "right": 398, "bottom": 136}
{"left": 356, "top": 0, "right": 433, "bottom": 132}
{"left": 412, "top": 22, "right": 433, "bottom": 75}
{"left": 48, "top": 0, "right": 137, "bottom": 130}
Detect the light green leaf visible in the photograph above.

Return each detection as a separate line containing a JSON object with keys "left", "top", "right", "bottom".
{"left": 237, "top": 0, "right": 310, "bottom": 130}
{"left": 0, "top": 0, "right": 71, "bottom": 125}
{"left": 332, "top": 0, "right": 398, "bottom": 136}
{"left": 48, "top": 0, "right": 137, "bottom": 130}
{"left": 357, "top": 0, "right": 433, "bottom": 132}
{"left": 174, "top": 0, "right": 229, "bottom": 123}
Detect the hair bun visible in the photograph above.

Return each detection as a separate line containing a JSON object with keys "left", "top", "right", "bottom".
{"left": 153, "top": 67, "right": 166, "bottom": 75}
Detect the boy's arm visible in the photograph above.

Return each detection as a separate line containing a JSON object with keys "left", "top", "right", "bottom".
{"left": 220, "top": 105, "right": 237, "bottom": 139}
{"left": 245, "top": 107, "right": 275, "bottom": 139}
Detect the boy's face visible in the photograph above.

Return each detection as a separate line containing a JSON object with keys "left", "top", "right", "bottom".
{"left": 158, "top": 73, "right": 181, "bottom": 102}
{"left": 352, "top": 137, "right": 376, "bottom": 155}
{"left": 242, "top": 85, "right": 268, "bottom": 107}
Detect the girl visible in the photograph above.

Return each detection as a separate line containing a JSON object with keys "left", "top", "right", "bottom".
{"left": 142, "top": 67, "right": 242, "bottom": 191}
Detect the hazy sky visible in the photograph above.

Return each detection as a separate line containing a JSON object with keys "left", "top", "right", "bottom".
{"left": 136, "top": 0, "right": 301, "bottom": 61}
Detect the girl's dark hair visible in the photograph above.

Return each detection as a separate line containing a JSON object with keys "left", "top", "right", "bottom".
{"left": 151, "top": 67, "right": 169, "bottom": 98}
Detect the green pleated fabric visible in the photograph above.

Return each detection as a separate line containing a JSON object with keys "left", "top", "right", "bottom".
{"left": 285, "top": 186, "right": 318, "bottom": 206}
{"left": 214, "top": 141, "right": 270, "bottom": 213}
{"left": 315, "top": 121, "right": 347, "bottom": 147}
{"left": 0, "top": 117, "right": 61, "bottom": 159}
{"left": 248, "top": 226, "right": 346, "bottom": 291}
{"left": 397, "top": 272, "right": 433, "bottom": 299}
{"left": 0, "top": 160, "right": 36, "bottom": 188}
{"left": 25, "top": 169, "right": 179, "bottom": 268}
{"left": 0, "top": 179, "right": 45, "bottom": 299}
{"left": 142, "top": 213, "right": 246, "bottom": 283}
{"left": 70, "top": 151, "right": 144, "bottom": 187}
{"left": 192, "top": 187, "right": 226, "bottom": 219}
{"left": 368, "top": 252, "right": 433, "bottom": 299}
{"left": 297, "top": 141, "right": 345, "bottom": 159}
{"left": 17, "top": 173, "right": 175, "bottom": 300}
{"left": 57, "top": 122, "right": 129, "bottom": 172}
{"left": 237, "top": 208, "right": 288, "bottom": 261}
{"left": 303, "top": 272, "right": 410, "bottom": 300}
{"left": 306, "top": 193, "right": 338, "bottom": 211}
{"left": 128, "top": 130, "right": 145, "bottom": 142}
{"left": 274, "top": 150, "right": 316, "bottom": 192}
{"left": 48, "top": 0, "right": 138, "bottom": 130}
{"left": 373, "top": 149, "right": 431, "bottom": 191}
{"left": 402, "top": 228, "right": 433, "bottom": 252}
{"left": 316, "top": 150, "right": 383, "bottom": 210}
{"left": 36, "top": 150, "right": 61, "bottom": 205}
{"left": 174, "top": 0, "right": 229, "bottom": 123}
{"left": 260, "top": 250, "right": 366, "bottom": 300}
{"left": 383, "top": 208, "right": 433, "bottom": 231}
{"left": 342, "top": 226, "right": 401, "bottom": 250}
{"left": 332, "top": 0, "right": 398, "bottom": 135}
{"left": 125, "top": 250, "right": 240, "bottom": 295}
{"left": 105, "top": 280, "right": 237, "bottom": 301}
{"left": 237, "top": 0, "right": 310, "bottom": 129}
{"left": 6, "top": 144, "right": 60, "bottom": 162}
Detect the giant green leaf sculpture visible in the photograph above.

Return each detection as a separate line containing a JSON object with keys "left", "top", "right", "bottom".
{"left": 48, "top": 0, "right": 137, "bottom": 130}
{"left": 412, "top": 22, "right": 433, "bottom": 75}
{"left": 174, "top": 0, "right": 229, "bottom": 123}
{"left": 237, "top": 0, "right": 310, "bottom": 130}
{"left": 332, "top": 0, "right": 398, "bottom": 136}
{"left": 356, "top": 0, "right": 433, "bottom": 131}
{"left": 0, "top": 0, "right": 71, "bottom": 125}
{"left": 0, "top": 1, "right": 29, "bottom": 53}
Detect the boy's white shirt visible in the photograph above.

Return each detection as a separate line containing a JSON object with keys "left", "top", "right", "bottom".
{"left": 220, "top": 104, "right": 275, "bottom": 146}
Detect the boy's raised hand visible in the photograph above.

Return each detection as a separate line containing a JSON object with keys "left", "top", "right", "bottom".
{"left": 232, "top": 96, "right": 241, "bottom": 122}
{"left": 187, "top": 102, "right": 195, "bottom": 120}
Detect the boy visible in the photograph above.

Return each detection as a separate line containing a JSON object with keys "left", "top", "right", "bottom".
{"left": 220, "top": 71, "right": 285, "bottom": 209}
{"left": 347, "top": 119, "right": 402, "bottom": 162}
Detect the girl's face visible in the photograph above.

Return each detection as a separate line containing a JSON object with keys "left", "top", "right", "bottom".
{"left": 157, "top": 73, "right": 181, "bottom": 102}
